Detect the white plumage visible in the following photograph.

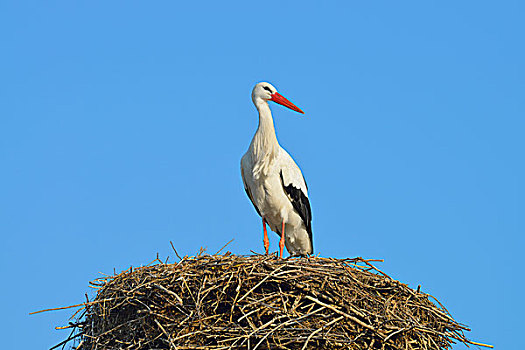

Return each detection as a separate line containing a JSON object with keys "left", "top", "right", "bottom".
{"left": 241, "top": 82, "right": 313, "bottom": 258}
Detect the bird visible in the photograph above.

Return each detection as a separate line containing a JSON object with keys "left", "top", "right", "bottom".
{"left": 241, "top": 82, "right": 313, "bottom": 258}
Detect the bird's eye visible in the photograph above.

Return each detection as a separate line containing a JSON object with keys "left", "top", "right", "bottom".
{"left": 263, "top": 86, "right": 273, "bottom": 93}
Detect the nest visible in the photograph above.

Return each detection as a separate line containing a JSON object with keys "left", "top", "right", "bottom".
{"left": 52, "top": 251, "right": 490, "bottom": 350}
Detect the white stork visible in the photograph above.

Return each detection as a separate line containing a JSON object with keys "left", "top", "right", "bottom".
{"left": 241, "top": 82, "right": 313, "bottom": 258}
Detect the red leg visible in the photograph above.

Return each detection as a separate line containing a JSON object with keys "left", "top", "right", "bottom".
{"left": 279, "top": 220, "right": 285, "bottom": 259}
{"left": 262, "top": 219, "right": 269, "bottom": 255}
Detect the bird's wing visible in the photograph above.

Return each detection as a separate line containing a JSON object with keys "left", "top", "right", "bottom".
{"left": 241, "top": 155, "right": 262, "bottom": 217}
{"left": 278, "top": 149, "right": 313, "bottom": 245}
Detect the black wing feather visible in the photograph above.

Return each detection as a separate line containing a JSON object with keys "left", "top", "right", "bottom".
{"left": 279, "top": 170, "right": 313, "bottom": 253}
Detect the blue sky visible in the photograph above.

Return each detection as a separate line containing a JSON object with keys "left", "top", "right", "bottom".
{"left": 1, "top": 1, "right": 523, "bottom": 349}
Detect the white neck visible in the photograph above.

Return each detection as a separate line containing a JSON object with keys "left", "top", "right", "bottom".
{"left": 249, "top": 98, "right": 280, "bottom": 171}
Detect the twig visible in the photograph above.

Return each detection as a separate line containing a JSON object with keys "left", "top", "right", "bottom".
{"left": 30, "top": 298, "right": 118, "bottom": 315}
{"left": 49, "top": 331, "right": 83, "bottom": 350}
{"left": 215, "top": 239, "right": 234, "bottom": 255}
{"left": 304, "top": 295, "right": 379, "bottom": 334}
{"left": 170, "top": 241, "right": 182, "bottom": 260}
{"left": 301, "top": 315, "right": 344, "bottom": 350}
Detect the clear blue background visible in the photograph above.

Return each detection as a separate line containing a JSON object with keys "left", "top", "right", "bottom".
{"left": 1, "top": 1, "right": 522, "bottom": 349}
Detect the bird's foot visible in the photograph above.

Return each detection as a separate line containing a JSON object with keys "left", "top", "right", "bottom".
{"left": 262, "top": 219, "right": 270, "bottom": 255}
{"left": 279, "top": 221, "right": 285, "bottom": 259}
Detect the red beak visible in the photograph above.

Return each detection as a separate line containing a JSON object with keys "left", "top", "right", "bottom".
{"left": 270, "top": 92, "right": 304, "bottom": 114}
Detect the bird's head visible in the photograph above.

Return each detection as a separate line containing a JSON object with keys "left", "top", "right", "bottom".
{"left": 251, "top": 82, "right": 304, "bottom": 114}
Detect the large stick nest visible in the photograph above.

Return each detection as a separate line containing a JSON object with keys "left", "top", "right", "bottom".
{"left": 62, "top": 252, "right": 485, "bottom": 349}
